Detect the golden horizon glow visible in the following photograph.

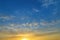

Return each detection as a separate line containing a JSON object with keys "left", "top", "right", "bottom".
{"left": 21, "top": 37, "right": 29, "bottom": 40}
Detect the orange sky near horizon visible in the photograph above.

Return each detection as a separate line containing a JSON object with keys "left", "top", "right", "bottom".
{"left": 0, "top": 32, "right": 60, "bottom": 40}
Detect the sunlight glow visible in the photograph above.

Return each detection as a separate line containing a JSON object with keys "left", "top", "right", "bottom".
{"left": 21, "top": 38, "right": 29, "bottom": 40}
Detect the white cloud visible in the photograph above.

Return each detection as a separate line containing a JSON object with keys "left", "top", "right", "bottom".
{"left": 0, "top": 22, "right": 39, "bottom": 33}
{"left": 40, "top": 19, "right": 60, "bottom": 26}
{"left": 32, "top": 8, "right": 39, "bottom": 12}
{"left": 0, "top": 19, "right": 60, "bottom": 34}
{"left": 0, "top": 15, "right": 16, "bottom": 22}
{"left": 0, "top": 15, "right": 15, "bottom": 20}
{"left": 41, "top": 0, "right": 57, "bottom": 8}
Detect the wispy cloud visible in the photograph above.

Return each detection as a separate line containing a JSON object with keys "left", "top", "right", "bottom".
{"left": 37, "top": 0, "right": 58, "bottom": 8}
{"left": 0, "top": 19, "right": 60, "bottom": 34}
{"left": 41, "top": 0, "right": 57, "bottom": 8}
{"left": 32, "top": 8, "right": 40, "bottom": 12}
{"left": 0, "top": 15, "right": 15, "bottom": 21}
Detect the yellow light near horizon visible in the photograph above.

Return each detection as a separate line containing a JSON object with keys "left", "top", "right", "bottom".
{"left": 21, "top": 38, "right": 29, "bottom": 40}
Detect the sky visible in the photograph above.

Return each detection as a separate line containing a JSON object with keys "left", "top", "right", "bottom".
{"left": 0, "top": 0, "right": 60, "bottom": 40}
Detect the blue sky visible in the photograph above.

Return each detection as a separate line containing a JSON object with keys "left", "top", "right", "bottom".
{"left": 0, "top": 0, "right": 60, "bottom": 34}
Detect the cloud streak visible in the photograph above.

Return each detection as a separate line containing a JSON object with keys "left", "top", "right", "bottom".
{"left": 41, "top": 0, "right": 57, "bottom": 8}
{"left": 0, "top": 19, "right": 60, "bottom": 34}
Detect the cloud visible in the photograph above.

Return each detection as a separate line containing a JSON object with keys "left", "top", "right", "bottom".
{"left": 0, "top": 22, "right": 39, "bottom": 34}
{"left": 34, "top": 31, "right": 60, "bottom": 36}
{"left": 32, "top": 8, "right": 40, "bottom": 12}
{"left": 40, "top": 19, "right": 60, "bottom": 26}
{"left": 0, "top": 19, "right": 60, "bottom": 34}
{"left": 39, "top": 19, "right": 60, "bottom": 33}
{"left": 40, "top": 0, "right": 57, "bottom": 8}
{"left": 0, "top": 15, "right": 15, "bottom": 21}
